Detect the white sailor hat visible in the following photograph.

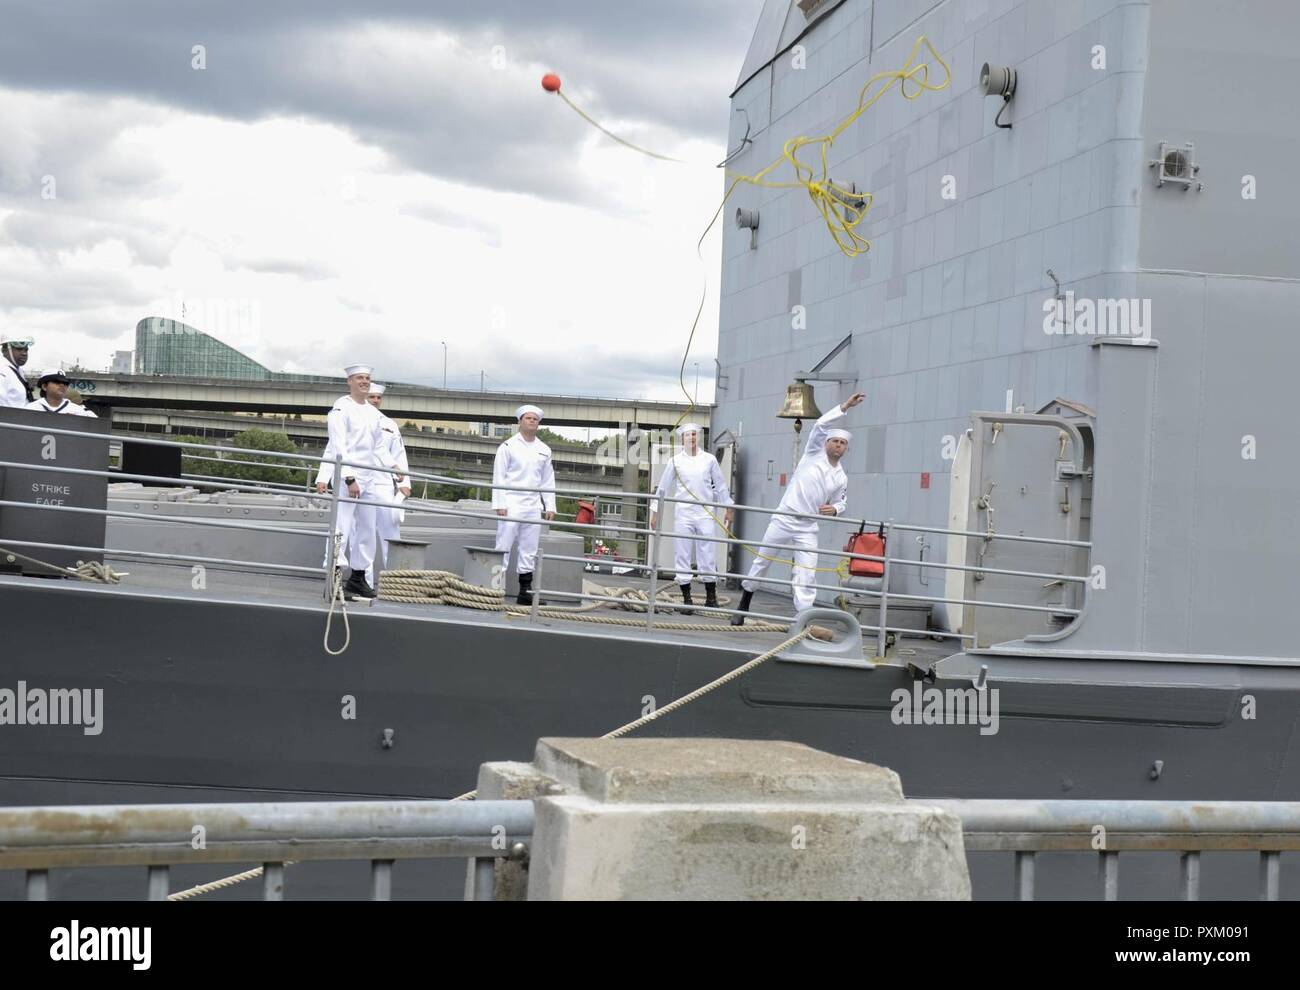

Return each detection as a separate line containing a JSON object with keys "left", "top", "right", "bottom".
{"left": 368, "top": 382, "right": 387, "bottom": 395}
{"left": 516, "top": 404, "right": 543, "bottom": 420}
{"left": 2, "top": 334, "right": 33, "bottom": 347}
{"left": 344, "top": 364, "right": 373, "bottom": 378}
{"left": 676, "top": 422, "right": 703, "bottom": 438}
{"left": 826, "top": 428, "right": 851, "bottom": 442}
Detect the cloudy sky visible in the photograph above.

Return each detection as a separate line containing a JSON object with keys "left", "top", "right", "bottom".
{"left": 0, "top": 0, "right": 764, "bottom": 400}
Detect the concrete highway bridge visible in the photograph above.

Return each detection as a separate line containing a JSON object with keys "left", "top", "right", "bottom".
{"left": 112, "top": 409, "right": 628, "bottom": 494}
{"left": 71, "top": 373, "right": 704, "bottom": 431}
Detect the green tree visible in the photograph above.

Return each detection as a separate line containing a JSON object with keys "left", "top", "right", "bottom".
{"left": 536, "top": 427, "right": 577, "bottom": 448}
{"left": 178, "top": 429, "right": 303, "bottom": 487}
{"left": 421, "top": 469, "right": 488, "bottom": 502}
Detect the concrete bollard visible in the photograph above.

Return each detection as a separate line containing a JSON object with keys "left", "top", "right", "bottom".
{"left": 470, "top": 737, "right": 970, "bottom": 901}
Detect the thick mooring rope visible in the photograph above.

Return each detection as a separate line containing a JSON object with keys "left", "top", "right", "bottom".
{"left": 375, "top": 569, "right": 790, "bottom": 633}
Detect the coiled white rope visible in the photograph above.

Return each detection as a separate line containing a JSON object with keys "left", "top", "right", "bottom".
{"left": 0, "top": 545, "right": 125, "bottom": 583}
{"left": 322, "top": 527, "right": 352, "bottom": 656}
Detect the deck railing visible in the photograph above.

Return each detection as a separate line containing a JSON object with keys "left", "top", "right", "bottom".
{"left": 0, "top": 417, "right": 1091, "bottom": 648}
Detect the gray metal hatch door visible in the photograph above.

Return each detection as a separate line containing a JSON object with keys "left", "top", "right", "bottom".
{"left": 962, "top": 413, "right": 1091, "bottom": 649}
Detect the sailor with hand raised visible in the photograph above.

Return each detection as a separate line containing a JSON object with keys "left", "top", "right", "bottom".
{"left": 731, "top": 391, "right": 864, "bottom": 625}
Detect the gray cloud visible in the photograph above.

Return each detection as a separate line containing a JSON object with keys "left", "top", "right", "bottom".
{"left": 2, "top": 209, "right": 176, "bottom": 268}
{"left": 231, "top": 256, "right": 337, "bottom": 280}
{"left": 0, "top": 93, "right": 172, "bottom": 203}
{"left": 0, "top": 2, "right": 748, "bottom": 389}
{"left": 400, "top": 202, "right": 503, "bottom": 247}
{"left": 260, "top": 320, "right": 714, "bottom": 399}
{"left": 0, "top": 1, "right": 761, "bottom": 203}
{"left": 0, "top": 268, "right": 156, "bottom": 313}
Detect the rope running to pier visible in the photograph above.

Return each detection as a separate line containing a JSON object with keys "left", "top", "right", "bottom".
{"left": 166, "top": 625, "right": 815, "bottom": 900}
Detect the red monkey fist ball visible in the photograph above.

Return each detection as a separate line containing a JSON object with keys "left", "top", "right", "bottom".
{"left": 541, "top": 73, "right": 561, "bottom": 93}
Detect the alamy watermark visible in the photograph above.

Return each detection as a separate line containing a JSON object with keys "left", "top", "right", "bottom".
{"left": 890, "top": 682, "right": 1000, "bottom": 736}
{"left": 0, "top": 682, "right": 104, "bottom": 735}
{"left": 1042, "top": 291, "right": 1152, "bottom": 340}
{"left": 594, "top": 426, "right": 679, "bottom": 468}
{"left": 50, "top": 921, "right": 150, "bottom": 970}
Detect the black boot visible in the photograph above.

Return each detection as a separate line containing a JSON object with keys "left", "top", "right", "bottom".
{"left": 679, "top": 582, "right": 694, "bottom": 615}
{"left": 517, "top": 572, "right": 534, "bottom": 607}
{"left": 704, "top": 582, "right": 719, "bottom": 610}
{"left": 730, "top": 589, "right": 753, "bottom": 626}
{"left": 345, "top": 571, "right": 376, "bottom": 600}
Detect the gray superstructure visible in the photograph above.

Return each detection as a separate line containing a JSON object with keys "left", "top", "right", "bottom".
{"left": 717, "top": 0, "right": 1300, "bottom": 665}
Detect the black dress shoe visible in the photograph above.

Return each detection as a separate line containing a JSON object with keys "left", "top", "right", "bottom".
{"left": 678, "top": 583, "right": 695, "bottom": 615}
{"left": 345, "top": 573, "right": 376, "bottom": 600}
{"left": 729, "top": 589, "right": 754, "bottom": 626}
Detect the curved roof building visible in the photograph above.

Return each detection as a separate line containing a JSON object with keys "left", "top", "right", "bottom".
{"left": 135, "top": 318, "right": 273, "bottom": 380}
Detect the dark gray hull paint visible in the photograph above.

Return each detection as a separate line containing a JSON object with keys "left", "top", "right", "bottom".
{"left": 3, "top": 580, "right": 1298, "bottom": 899}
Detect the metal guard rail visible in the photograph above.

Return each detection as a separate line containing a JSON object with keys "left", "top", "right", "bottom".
{"left": 3, "top": 798, "right": 1293, "bottom": 901}
{"left": 0, "top": 418, "right": 1092, "bottom": 644}
{"left": 1, "top": 799, "right": 534, "bottom": 902}
{"left": 928, "top": 799, "right": 1300, "bottom": 901}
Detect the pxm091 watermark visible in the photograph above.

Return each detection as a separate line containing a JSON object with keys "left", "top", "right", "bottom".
{"left": 0, "top": 682, "right": 103, "bottom": 735}
{"left": 1043, "top": 291, "right": 1152, "bottom": 340}
{"left": 890, "top": 681, "right": 1000, "bottom": 736}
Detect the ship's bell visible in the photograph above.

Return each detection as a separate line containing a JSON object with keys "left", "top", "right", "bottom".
{"left": 777, "top": 381, "right": 821, "bottom": 419}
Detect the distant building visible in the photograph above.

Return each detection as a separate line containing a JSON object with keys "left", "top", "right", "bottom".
{"left": 136, "top": 318, "right": 274, "bottom": 380}
{"left": 129, "top": 319, "right": 543, "bottom": 440}
{"left": 134, "top": 318, "right": 332, "bottom": 384}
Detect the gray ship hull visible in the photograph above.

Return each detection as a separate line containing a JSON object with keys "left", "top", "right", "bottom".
{"left": 3, "top": 575, "right": 1298, "bottom": 899}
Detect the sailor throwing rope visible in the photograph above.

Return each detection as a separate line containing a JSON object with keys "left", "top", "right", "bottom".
{"left": 732, "top": 391, "right": 864, "bottom": 625}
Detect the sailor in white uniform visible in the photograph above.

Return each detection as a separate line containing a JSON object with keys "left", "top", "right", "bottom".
{"left": 26, "top": 369, "right": 97, "bottom": 417}
{"left": 2, "top": 334, "right": 35, "bottom": 408}
{"left": 731, "top": 391, "right": 865, "bottom": 625}
{"left": 314, "top": 364, "right": 386, "bottom": 600}
{"left": 363, "top": 383, "right": 411, "bottom": 587}
{"left": 650, "top": 423, "right": 733, "bottom": 613}
{"left": 492, "top": 403, "right": 557, "bottom": 605}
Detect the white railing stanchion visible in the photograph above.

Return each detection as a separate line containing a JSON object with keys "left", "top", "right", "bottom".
{"left": 876, "top": 520, "right": 894, "bottom": 659}
{"left": 646, "top": 527, "right": 658, "bottom": 630}
{"left": 530, "top": 543, "right": 544, "bottom": 623}
{"left": 323, "top": 453, "right": 343, "bottom": 601}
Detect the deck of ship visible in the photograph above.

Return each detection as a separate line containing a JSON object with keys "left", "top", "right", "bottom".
{"left": 19, "top": 555, "right": 960, "bottom": 667}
